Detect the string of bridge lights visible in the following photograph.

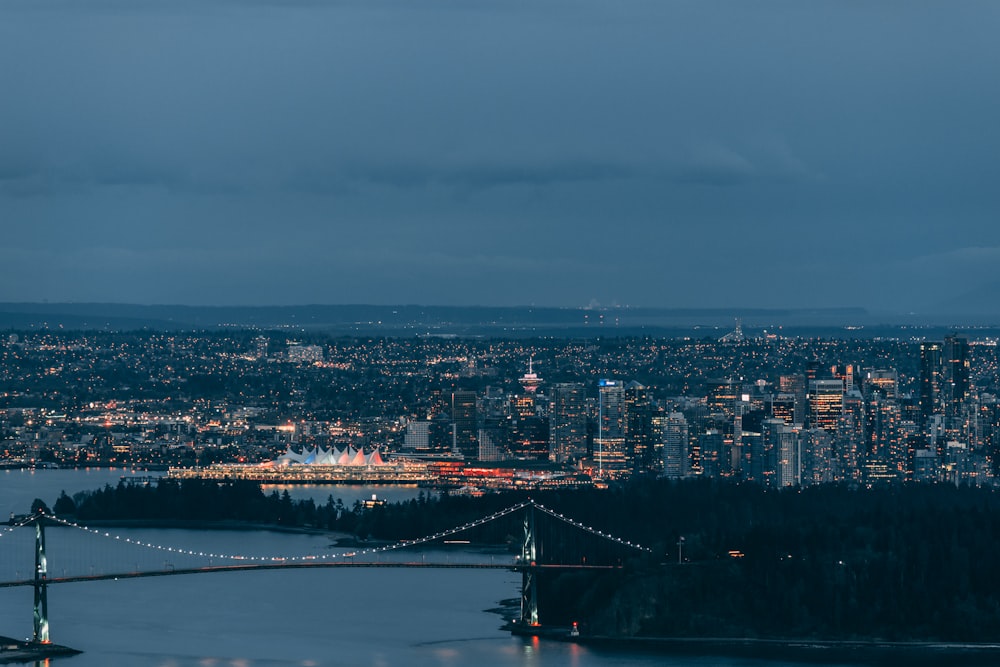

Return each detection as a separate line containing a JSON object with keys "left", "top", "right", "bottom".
{"left": 42, "top": 503, "right": 536, "bottom": 564}
{"left": 10, "top": 501, "right": 646, "bottom": 567}
{"left": 0, "top": 514, "right": 38, "bottom": 541}
{"left": 531, "top": 501, "right": 652, "bottom": 553}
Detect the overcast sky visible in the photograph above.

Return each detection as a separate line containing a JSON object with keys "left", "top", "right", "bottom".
{"left": 1, "top": 0, "right": 998, "bottom": 313}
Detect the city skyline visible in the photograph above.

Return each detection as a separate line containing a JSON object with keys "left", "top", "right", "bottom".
{"left": 3, "top": 2, "right": 999, "bottom": 315}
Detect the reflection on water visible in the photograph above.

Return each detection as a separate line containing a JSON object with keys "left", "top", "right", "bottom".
{"left": 260, "top": 483, "right": 435, "bottom": 507}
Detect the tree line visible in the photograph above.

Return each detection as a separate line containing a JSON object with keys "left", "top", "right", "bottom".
{"left": 43, "top": 478, "right": 1000, "bottom": 642}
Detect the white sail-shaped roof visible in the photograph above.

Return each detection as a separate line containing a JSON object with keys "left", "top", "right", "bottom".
{"left": 350, "top": 448, "right": 367, "bottom": 466}
{"left": 271, "top": 445, "right": 389, "bottom": 467}
{"left": 274, "top": 445, "right": 305, "bottom": 467}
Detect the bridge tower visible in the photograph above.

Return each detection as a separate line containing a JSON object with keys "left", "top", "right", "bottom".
{"left": 520, "top": 501, "right": 538, "bottom": 626}
{"left": 33, "top": 511, "right": 50, "bottom": 643}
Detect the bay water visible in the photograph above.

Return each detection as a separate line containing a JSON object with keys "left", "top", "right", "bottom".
{"left": 1, "top": 468, "right": 832, "bottom": 666}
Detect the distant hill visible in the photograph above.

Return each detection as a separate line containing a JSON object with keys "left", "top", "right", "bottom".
{"left": 0, "top": 302, "right": 885, "bottom": 336}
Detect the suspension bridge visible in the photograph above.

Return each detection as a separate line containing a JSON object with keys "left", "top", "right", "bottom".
{"left": 0, "top": 499, "right": 649, "bottom": 650}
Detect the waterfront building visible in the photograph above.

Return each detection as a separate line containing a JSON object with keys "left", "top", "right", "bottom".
{"left": 477, "top": 425, "right": 508, "bottom": 462}
{"left": 404, "top": 420, "right": 430, "bottom": 450}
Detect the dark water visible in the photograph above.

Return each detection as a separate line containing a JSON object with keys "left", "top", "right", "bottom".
{"left": 0, "top": 469, "right": 828, "bottom": 666}
{"left": 0, "top": 468, "right": 432, "bottom": 518}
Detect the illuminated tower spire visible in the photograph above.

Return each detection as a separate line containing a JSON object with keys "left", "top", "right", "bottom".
{"left": 519, "top": 357, "right": 543, "bottom": 393}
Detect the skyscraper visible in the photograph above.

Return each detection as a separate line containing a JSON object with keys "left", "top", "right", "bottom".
{"left": 451, "top": 390, "right": 479, "bottom": 459}
{"left": 919, "top": 342, "right": 944, "bottom": 430}
{"left": 595, "top": 379, "right": 626, "bottom": 474}
{"left": 943, "top": 334, "right": 971, "bottom": 432}
{"left": 549, "top": 382, "right": 587, "bottom": 463}
{"left": 624, "top": 381, "right": 655, "bottom": 474}
{"left": 808, "top": 379, "right": 845, "bottom": 432}
{"left": 661, "top": 411, "right": 689, "bottom": 479}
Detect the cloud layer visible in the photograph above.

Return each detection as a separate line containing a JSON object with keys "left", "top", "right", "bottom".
{"left": 2, "top": 0, "right": 999, "bottom": 312}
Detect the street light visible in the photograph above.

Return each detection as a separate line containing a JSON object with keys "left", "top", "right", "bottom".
{"left": 677, "top": 536, "right": 685, "bottom": 565}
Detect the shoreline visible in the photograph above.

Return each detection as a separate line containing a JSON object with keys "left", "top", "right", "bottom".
{"left": 507, "top": 624, "right": 1000, "bottom": 665}
{"left": 0, "top": 636, "right": 81, "bottom": 664}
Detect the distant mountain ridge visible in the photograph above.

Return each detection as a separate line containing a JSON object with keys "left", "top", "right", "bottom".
{"left": 0, "top": 302, "right": 876, "bottom": 335}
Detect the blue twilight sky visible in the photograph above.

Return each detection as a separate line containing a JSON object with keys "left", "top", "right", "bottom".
{"left": 1, "top": 0, "right": 998, "bottom": 314}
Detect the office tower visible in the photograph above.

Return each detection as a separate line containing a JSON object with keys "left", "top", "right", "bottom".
{"left": 429, "top": 413, "right": 454, "bottom": 453}
{"left": 865, "top": 369, "right": 899, "bottom": 400}
{"left": 549, "top": 382, "right": 587, "bottom": 463}
{"left": 598, "top": 379, "right": 625, "bottom": 438}
{"left": 754, "top": 419, "right": 779, "bottom": 486}
{"left": 661, "top": 411, "right": 689, "bottom": 478}
{"left": 943, "top": 334, "right": 971, "bottom": 433}
{"left": 771, "top": 393, "right": 797, "bottom": 425}
{"left": 706, "top": 379, "right": 740, "bottom": 421}
{"left": 510, "top": 393, "right": 548, "bottom": 460}
{"left": 451, "top": 390, "right": 479, "bottom": 459}
{"left": 699, "top": 429, "right": 723, "bottom": 478}
{"left": 800, "top": 428, "right": 833, "bottom": 486}
{"left": 779, "top": 374, "right": 806, "bottom": 425}
{"left": 776, "top": 425, "right": 800, "bottom": 487}
{"left": 919, "top": 342, "right": 943, "bottom": 430}
{"left": 478, "top": 424, "right": 509, "bottom": 462}
{"left": 404, "top": 421, "right": 430, "bottom": 450}
{"left": 624, "top": 381, "right": 655, "bottom": 473}
{"left": 808, "top": 379, "right": 845, "bottom": 432}
{"left": 863, "top": 392, "right": 902, "bottom": 469}
{"left": 595, "top": 380, "right": 626, "bottom": 474}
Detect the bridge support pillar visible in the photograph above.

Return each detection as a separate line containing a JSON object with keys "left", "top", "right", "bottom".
{"left": 520, "top": 502, "right": 538, "bottom": 626}
{"left": 33, "top": 512, "right": 50, "bottom": 644}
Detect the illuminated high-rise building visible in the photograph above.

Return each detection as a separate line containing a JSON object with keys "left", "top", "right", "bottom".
{"left": 624, "top": 381, "right": 655, "bottom": 473}
{"left": 706, "top": 379, "right": 740, "bottom": 421}
{"left": 800, "top": 428, "right": 833, "bottom": 486}
{"left": 699, "top": 429, "right": 723, "bottom": 478}
{"left": 593, "top": 380, "right": 627, "bottom": 475}
{"left": 919, "top": 342, "right": 944, "bottom": 430}
{"left": 779, "top": 374, "right": 807, "bottom": 426}
{"left": 549, "top": 382, "right": 587, "bottom": 463}
{"left": 771, "top": 393, "right": 797, "bottom": 425}
{"left": 451, "top": 390, "right": 479, "bottom": 459}
{"left": 598, "top": 379, "right": 625, "bottom": 439}
{"left": 865, "top": 369, "right": 898, "bottom": 400}
{"left": 943, "top": 334, "right": 971, "bottom": 433}
{"left": 661, "top": 411, "right": 689, "bottom": 479}
{"left": 808, "top": 379, "right": 844, "bottom": 432}
{"left": 509, "top": 393, "right": 548, "bottom": 460}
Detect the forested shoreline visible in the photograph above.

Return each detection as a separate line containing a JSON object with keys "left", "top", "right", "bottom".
{"left": 38, "top": 478, "right": 1000, "bottom": 642}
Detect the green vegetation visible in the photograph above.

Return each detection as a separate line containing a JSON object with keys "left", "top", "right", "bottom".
{"left": 51, "top": 478, "right": 1000, "bottom": 642}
